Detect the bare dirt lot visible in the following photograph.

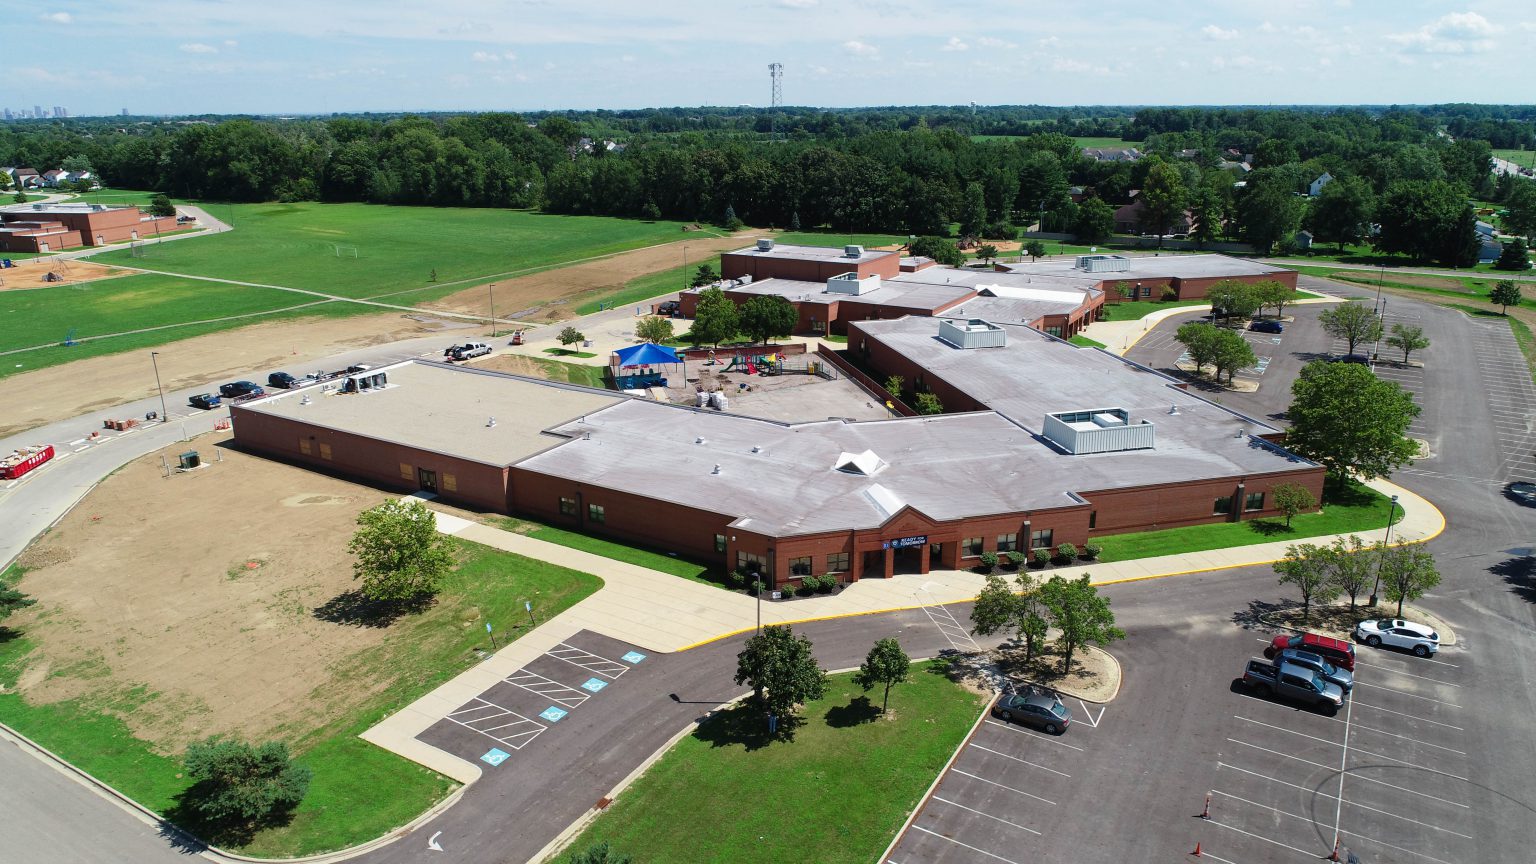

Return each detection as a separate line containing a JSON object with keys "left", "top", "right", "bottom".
{"left": 0, "top": 259, "right": 132, "bottom": 291}
{"left": 7, "top": 433, "right": 397, "bottom": 750}
{"left": 423, "top": 233, "right": 746, "bottom": 323}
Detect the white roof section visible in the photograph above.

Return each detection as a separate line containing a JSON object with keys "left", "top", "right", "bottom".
{"left": 836, "top": 449, "right": 887, "bottom": 475}
{"left": 995, "top": 253, "right": 1288, "bottom": 284}
{"left": 726, "top": 241, "right": 896, "bottom": 265}
{"left": 974, "top": 284, "right": 1088, "bottom": 304}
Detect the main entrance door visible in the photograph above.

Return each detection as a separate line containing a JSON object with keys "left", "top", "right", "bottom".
{"left": 417, "top": 468, "right": 438, "bottom": 493}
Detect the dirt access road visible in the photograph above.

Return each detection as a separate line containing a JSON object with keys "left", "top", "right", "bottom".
{"left": 0, "top": 234, "right": 746, "bottom": 435}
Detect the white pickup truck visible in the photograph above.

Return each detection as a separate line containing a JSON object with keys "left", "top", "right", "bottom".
{"left": 448, "top": 342, "right": 491, "bottom": 360}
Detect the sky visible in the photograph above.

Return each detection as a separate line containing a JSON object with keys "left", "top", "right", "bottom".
{"left": 8, "top": 1, "right": 1536, "bottom": 116}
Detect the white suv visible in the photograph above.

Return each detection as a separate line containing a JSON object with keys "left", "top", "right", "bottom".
{"left": 1355, "top": 618, "right": 1440, "bottom": 657}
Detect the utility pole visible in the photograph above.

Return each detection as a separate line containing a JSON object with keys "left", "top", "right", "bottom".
{"left": 150, "top": 351, "right": 168, "bottom": 422}
{"left": 487, "top": 283, "right": 497, "bottom": 337}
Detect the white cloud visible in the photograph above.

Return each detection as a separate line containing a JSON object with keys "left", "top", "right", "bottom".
{"left": 1037, "top": 35, "right": 1060, "bottom": 48}
{"left": 223, "top": 39, "right": 239, "bottom": 47}
{"left": 777, "top": 0, "right": 818, "bottom": 7}
{"left": 976, "top": 36, "right": 1015, "bottom": 48}
{"left": 843, "top": 39, "right": 878, "bottom": 57}
{"left": 180, "top": 43, "right": 219, "bottom": 54}
{"left": 1202, "top": 25, "right": 1238, "bottom": 41}
{"left": 471, "top": 51, "right": 499, "bottom": 62}
{"left": 1051, "top": 58, "right": 1108, "bottom": 75}
{"left": 41, "top": 11, "right": 71, "bottom": 24}
{"left": 942, "top": 36, "right": 968, "bottom": 52}
{"left": 1388, "top": 11, "right": 1496, "bottom": 54}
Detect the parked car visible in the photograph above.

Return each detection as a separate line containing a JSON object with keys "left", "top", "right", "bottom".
{"left": 1242, "top": 660, "right": 1345, "bottom": 714}
{"left": 657, "top": 300, "right": 681, "bottom": 317}
{"left": 449, "top": 342, "right": 491, "bottom": 360}
{"left": 1265, "top": 632, "right": 1356, "bottom": 671}
{"left": 1503, "top": 481, "right": 1536, "bottom": 507}
{"left": 267, "top": 372, "right": 301, "bottom": 389}
{"left": 1276, "top": 648, "right": 1353, "bottom": 692}
{"left": 1355, "top": 618, "right": 1440, "bottom": 657}
{"left": 991, "top": 692, "right": 1072, "bottom": 734}
{"left": 1249, "top": 319, "right": 1283, "bottom": 333}
{"left": 218, "top": 380, "right": 264, "bottom": 399}
{"left": 188, "top": 393, "right": 222, "bottom": 410}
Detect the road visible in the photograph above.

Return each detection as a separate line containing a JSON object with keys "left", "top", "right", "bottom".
{"left": 4, "top": 273, "right": 1536, "bottom": 864}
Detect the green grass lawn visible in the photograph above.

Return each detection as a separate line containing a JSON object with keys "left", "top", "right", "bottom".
{"left": 1493, "top": 148, "right": 1536, "bottom": 170}
{"left": 519, "top": 356, "right": 606, "bottom": 388}
{"left": 1069, "top": 334, "right": 1107, "bottom": 348}
{"left": 494, "top": 516, "right": 718, "bottom": 585}
{"left": 92, "top": 201, "right": 693, "bottom": 302}
{"left": 1094, "top": 481, "right": 1401, "bottom": 563}
{"left": 1282, "top": 243, "right": 1530, "bottom": 275}
{"left": 565, "top": 663, "right": 985, "bottom": 864}
{"left": 543, "top": 347, "right": 597, "bottom": 358}
{"left": 1099, "top": 297, "right": 1210, "bottom": 320}
{"left": 0, "top": 538, "right": 603, "bottom": 857}
{"left": 62, "top": 186, "right": 161, "bottom": 207}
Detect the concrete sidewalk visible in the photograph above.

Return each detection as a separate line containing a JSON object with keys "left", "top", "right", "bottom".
{"left": 361, "top": 476, "right": 1441, "bottom": 784}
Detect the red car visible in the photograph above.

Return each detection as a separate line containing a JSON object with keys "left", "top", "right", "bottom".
{"left": 1265, "top": 632, "right": 1356, "bottom": 671}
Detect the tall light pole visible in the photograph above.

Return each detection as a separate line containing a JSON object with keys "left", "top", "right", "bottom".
{"left": 1368, "top": 494, "right": 1400, "bottom": 607}
{"left": 150, "top": 351, "right": 168, "bottom": 422}
{"left": 487, "top": 283, "right": 497, "bottom": 338}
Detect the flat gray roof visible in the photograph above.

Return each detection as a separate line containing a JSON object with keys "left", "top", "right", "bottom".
{"left": 998, "top": 253, "right": 1288, "bottom": 283}
{"left": 239, "top": 361, "right": 625, "bottom": 466}
{"left": 727, "top": 241, "right": 896, "bottom": 265}
{"left": 692, "top": 276, "right": 972, "bottom": 313}
{"left": 854, "top": 317, "right": 1316, "bottom": 493}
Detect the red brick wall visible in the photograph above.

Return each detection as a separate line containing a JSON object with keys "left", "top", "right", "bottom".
{"left": 1079, "top": 468, "right": 1325, "bottom": 535}
{"left": 230, "top": 407, "right": 510, "bottom": 512}
{"left": 721, "top": 251, "right": 899, "bottom": 282}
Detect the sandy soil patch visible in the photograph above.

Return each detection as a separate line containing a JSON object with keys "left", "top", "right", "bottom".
{"left": 0, "top": 259, "right": 133, "bottom": 291}
{"left": 423, "top": 234, "right": 747, "bottom": 324}
{"left": 1262, "top": 601, "right": 1457, "bottom": 646}
{"left": 7, "top": 433, "right": 397, "bottom": 751}
{"left": 0, "top": 312, "right": 472, "bottom": 437}
{"left": 930, "top": 642, "right": 1121, "bottom": 703}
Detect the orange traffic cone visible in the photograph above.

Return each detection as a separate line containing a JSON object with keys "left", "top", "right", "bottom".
{"left": 1191, "top": 841, "right": 1202, "bottom": 857}
{"left": 1328, "top": 839, "right": 1341, "bottom": 861}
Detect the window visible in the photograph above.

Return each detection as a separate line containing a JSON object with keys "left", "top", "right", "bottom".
{"left": 1138, "top": 283, "right": 1150, "bottom": 297}
{"left": 588, "top": 503, "right": 606, "bottom": 523}
{"left": 996, "top": 533, "right": 1018, "bottom": 553}
{"left": 560, "top": 497, "right": 578, "bottom": 516}
{"left": 1045, "top": 326, "right": 1063, "bottom": 337}
{"left": 715, "top": 534, "right": 727, "bottom": 553}
{"left": 962, "top": 537, "right": 983, "bottom": 557}
{"left": 398, "top": 462, "right": 412, "bottom": 479}
{"left": 1030, "top": 529, "right": 1053, "bottom": 549}
{"left": 811, "top": 319, "right": 826, "bottom": 333}
{"left": 299, "top": 438, "right": 312, "bottom": 456}
{"left": 790, "top": 556, "right": 813, "bottom": 576}
{"left": 1213, "top": 496, "right": 1233, "bottom": 516}
{"left": 827, "top": 551, "right": 850, "bottom": 572}
{"left": 1245, "top": 492, "right": 1265, "bottom": 512}
{"left": 1088, "top": 511, "right": 1097, "bottom": 529}
{"left": 318, "top": 442, "right": 332, "bottom": 461}
{"left": 737, "top": 551, "right": 766, "bottom": 575}
{"left": 442, "top": 473, "right": 458, "bottom": 492}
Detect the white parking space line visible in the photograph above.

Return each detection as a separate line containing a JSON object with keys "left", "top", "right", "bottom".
{"left": 968, "top": 743, "right": 1070, "bottom": 778}
{"left": 915, "top": 591, "right": 982, "bottom": 654}
{"left": 1361, "top": 652, "right": 1459, "bottom": 669}
{"left": 443, "top": 697, "right": 547, "bottom": 750}
{"left": 1350, "top": 700, "right": 1463, "bottom": 730}
{"left": 909, "top": 826, "right": 1023, "bottom": 864}
{"left": 1073, "top": 700, "right": 1105, "bottom": 728}
{"left": 1227, "top": 738, "right": 1468, "bottom": 808}
{"left": 544, "top": 643, "right": 631, "bottom": 678}
{"left": 1233, "top": 715, "right": 1339, "bottom": 747}
{"left": 949, "top": 769, "right": 1056, "bottom": 806}
{"left": 503, "top": 669, "right": 591, "bottom": 709}
{"left": 1212, "top": 791, "right": 1457, "bottom": 864}
{"left": 981, "top": 719, "right": 1085, "bottom": 751}
{"left": 1217, "top": 763, "right": 1472, "bottom": 838}
{"left": 931, "top": 796, "right": 1042, "bottom": 836}
{"left": 1345, "top": 719, "right": 1467, "bottom": 755}
{"left": 1353, "top": 680, "right": 1461, "bottom": 707}
{"left": 1203, "top": 818, "right": 1322, "bottom": 861}
{"left": 1352, "top": 661, "right": 1459, "bottom": 687}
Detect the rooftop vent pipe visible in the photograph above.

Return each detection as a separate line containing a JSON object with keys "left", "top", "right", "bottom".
{"left": 1168, "top": 404, "right": 1178, "bottom": 415}
{"left": 696, "top": 436, "right": 706, "bottom": 444}
{"left": 711, "top": 464, "right": 721, "bottom": 474}
{"left": 487, "top": 417, "right": 497, "bottom": 428}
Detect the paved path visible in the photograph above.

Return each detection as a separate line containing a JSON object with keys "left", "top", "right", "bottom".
{"left": 1080, "top": 292, "right": 1341, "bottom": 357}
{"left": 363, "top": 475, "right": 1442, "bottom": 785}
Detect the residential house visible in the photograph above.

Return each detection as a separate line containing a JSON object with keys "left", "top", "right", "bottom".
{"left": 1083, "top": 147, "right": 1143, "bottom": 163}
{"left": 41, "top": 169, "right": 67, "bottom": 188}
{"left": 12, "top": 168, "right": 42, "bottom": 189}
{"left": 1475, "top": 221, "right": 1497, "bottom": 240}
{"left": 1113, "top": 198, "right": 1192, "bottom": 235}
{"left": 1308, "top": 172, "right": 1333, "bottom": 197}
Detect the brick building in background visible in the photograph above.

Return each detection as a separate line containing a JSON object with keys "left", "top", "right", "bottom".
{"left": 0, "top": 203, "right": 180, "bottom": 253}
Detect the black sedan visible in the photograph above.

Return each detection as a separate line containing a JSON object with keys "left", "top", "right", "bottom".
{"left": 991, "top": 692, "right": 1072, "bottom": 734}
{"left": 1505, "top": 481, "right": 1536, "bottom": 506}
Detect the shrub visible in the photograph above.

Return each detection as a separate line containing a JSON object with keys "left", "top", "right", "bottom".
{"left": 1160, "top": 286, "right": 1179, "bottom": 302}
{"left": 985, "top": 221, "right": 1018, "bottom": 241}
{"left": 1006, "top": 550, "right": 1027, "bottom": 569}
{"left": 979, "top": 551, "right": 1000, "bottom": 573}
{"left": 1056, "top": 543, "right": 1078, "bottom": 563}
{"left": 1083, "top": 543, "right": 1103, "bottom": 561}
{"left": 816, "top": 574, "right": 836, "bottom": 593}
{"left": 728, "top": 569, "right": 746, "bottom": 589}
{"left": 795, "top": 578, "right": 816, "bottom": 596}
{"left": 1032, "top": 548, "right": 1052, "bottom": 568}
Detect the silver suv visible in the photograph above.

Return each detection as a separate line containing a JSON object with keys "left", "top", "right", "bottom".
{"left": 1277, "top": 648, "right": 1353, "bottom": 692}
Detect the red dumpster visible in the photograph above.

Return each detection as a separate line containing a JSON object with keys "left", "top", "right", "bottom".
{"left": 0, "top": 444, "right": 54, "bottom": 480}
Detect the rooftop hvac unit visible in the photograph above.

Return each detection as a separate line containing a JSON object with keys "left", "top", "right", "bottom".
{"left": 844, "top": 244, "right": 864, "bottom": 258}
{"left": 756, "top": 238, "right": 775, "bottom": 251}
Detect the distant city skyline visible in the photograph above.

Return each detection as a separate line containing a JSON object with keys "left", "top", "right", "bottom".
{"left": 7, "top": 2, "right": 1536, "bottom": 116}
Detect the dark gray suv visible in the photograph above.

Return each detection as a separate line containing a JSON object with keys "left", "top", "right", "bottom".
{"left": 992, "top": 692, "right": 1073, "bottom": 734}
{"left": 1277, "top": 648, "right": 1353, "bottom": 692}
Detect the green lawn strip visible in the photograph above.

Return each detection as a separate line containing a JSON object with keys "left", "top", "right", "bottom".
{"left": 92, "top": 202, "right": 693, "bottom": 302}
{"left": 0, "top": 538, "right": 602, "bottom": 857}
{"left": 820, "top": 333, "right": 848, "bottom": 344}
{"left": 517, "top": 357, "right": 607, "bottom": 389}
{"left": 542, "top": 348, "right": 598, "bottom": 358}
{"left": 567, "top": 664, "right": 985, "bottom": 864}
{"left": 1099, "top": 297, "right": 1210, "bottom": 320}
{"left": 573, "top": 262, "right": 695, "bottom": 316}
{"left": 1094, "top": 481, "right": 1400, "bottom": 563}
{"left": 1286, "top": 264, "right": 1523, "bottom": 309}
{"left": 493, "top": 516, "right": 718, "bottom": 585}
{"left": 1069, "top": 334, "right": 1107, "bottom": 348}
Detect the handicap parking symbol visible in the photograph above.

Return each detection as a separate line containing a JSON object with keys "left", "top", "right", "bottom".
{"left": 540, "top": 706, "right": 569, "bottom": 723}
{"left": 622, "top": 651, "right": 646, "bottom": 664}
{"left": 481, "top": 748, "right": 510, "bottom": 766}
{"left": 581, "top": 678, "right": 608, "bottom": 693}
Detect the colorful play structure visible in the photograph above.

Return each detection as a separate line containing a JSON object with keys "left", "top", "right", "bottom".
{"left": 610, "top": 342, "right": 682, "bottom": 390}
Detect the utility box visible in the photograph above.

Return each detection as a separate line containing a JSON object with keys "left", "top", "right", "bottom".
{"left": 178, "top": 451, "right": 201, "bottom": 470}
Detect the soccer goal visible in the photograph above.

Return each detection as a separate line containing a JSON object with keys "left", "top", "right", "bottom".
{"left": 331, "top": 244, "right": 359, "bottom": 258}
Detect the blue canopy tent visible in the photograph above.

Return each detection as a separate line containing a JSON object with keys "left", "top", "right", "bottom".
{"left": 612, "top": 342, "right": 681, "bottom": 390}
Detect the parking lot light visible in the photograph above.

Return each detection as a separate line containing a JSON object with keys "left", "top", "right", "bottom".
{"left": 1369, "top": 493, "right": 1400, "bottom": 606}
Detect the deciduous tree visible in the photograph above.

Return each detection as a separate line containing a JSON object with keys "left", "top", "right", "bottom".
{"left": 1286, "top": 361, "right": 1421, "bottom": 488}
{"left": 1175, "top": 321, "right": 1222, "bottom": 375}
{"left": 958, "top": 181, "right": 987, "bottom": 238}
{"left": 734, "top": 625, "right": 829, "bottom": 725}
{"left": 1024, "top": 240, "right": 1047, "bottom": 261}
{"left": 1275, "top": 543, "right": 1339, "bottom": 622}
{"left": 1308, "top": 175, "right": 1374, "bottom": 251}
{"left": 1138, "top": 160, "right": 1187, "bottom": 246}
{"left": 1211, "top": 329, "right": 1258, "bottom": 384}
{"left": 968, "top": 573, "right": 1049, "bottom": 661}
{"left": 1491, "top": 279, "right": 1523, "bottom": 315}
{"left": 689, "top": 286, "right": 740, "bottom": 347}
{"left": 1323, "top": 535, "right": 1374, "bottom": 611}
{"left": 558, "top": 326, "right": 585, "bottom": 348}
{"left": 908, "top": 235, "right": 963, "bottom": 266}
{"left": 1318, "top": 301, "right": 1383, "bottom": 357}
{"left": 1272, "top": 483, "right": 1317, "bottom": 527}
{"left": 914, "top": 392, "right": 943, "bottom": 415}
{"left": 1376, "top": 543, "right": 1441, "bottom": 617}
{"left": 1073, "top": 198, "right": 1114, "bottom": 244}
{"left": 1385, "top": 324, "right": 1429, "bottom": 364}
{"left": 348, "top": 499, "right": 455, "bottom": 603}
{"left": 852, "top": 637, "right": 911, "bottom": 713}
{"left": 739, "top": 295, "right": 797, "bottom": 344}
{"left": 1037, "top": 574, "right": 1124, "bottom": 674}
{"left": 634, "top": 316, "right": 674, "bottom": 344}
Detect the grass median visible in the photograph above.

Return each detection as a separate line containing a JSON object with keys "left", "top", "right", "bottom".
{"left": 1094, "top": 480, "right": 1401, "bottom": 563}
{"left": 0, "top": 538, "right": 602, "bottom": 857}
{"left": 493, "top": 516, "right": 718, "bottom": 585}
{"left": 564, "top": 662, "right": 985, "bottom": 864}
